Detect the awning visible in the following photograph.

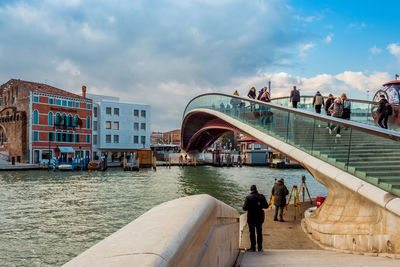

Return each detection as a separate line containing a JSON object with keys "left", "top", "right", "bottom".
{"left": 58, "top": 146, "right": 75, "bottom": 153}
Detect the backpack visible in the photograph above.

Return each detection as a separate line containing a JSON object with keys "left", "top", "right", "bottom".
{"left": 386, "top": 103, "right": 393, "bottom": 116}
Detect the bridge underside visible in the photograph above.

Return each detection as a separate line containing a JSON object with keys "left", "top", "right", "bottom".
{"left": 182, "top": 109, "right": 400, "bottom": 256}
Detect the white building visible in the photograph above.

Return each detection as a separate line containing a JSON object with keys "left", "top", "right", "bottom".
{"left": 87, "top": 93, "right": 151, "bottom": 161}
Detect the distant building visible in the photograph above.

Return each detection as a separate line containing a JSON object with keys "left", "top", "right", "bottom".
{"left": 151, "top": 129, "right": 181, "bottom": 146}
{"left": 88, "top": 93, "right": 151, "bottom": 161}
{"left": 0, "top": 79, "right": 92, "bottom": 164}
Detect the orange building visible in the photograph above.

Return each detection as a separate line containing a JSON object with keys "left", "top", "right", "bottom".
{"left": 0, "top": 79, "right": 92, "bottom": 164}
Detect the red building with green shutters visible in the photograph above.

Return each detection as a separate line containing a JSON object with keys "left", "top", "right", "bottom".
{"left": 0, "top": 79, "right": 92, "bottom": 164}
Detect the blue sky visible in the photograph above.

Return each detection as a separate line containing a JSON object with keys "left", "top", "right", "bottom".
{"left": 0, "top": 0, "right": 399, "bottom": 130}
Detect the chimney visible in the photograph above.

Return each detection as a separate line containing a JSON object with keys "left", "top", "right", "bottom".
{"left": 82, "top": 85, "right": 86, "bottom": 98}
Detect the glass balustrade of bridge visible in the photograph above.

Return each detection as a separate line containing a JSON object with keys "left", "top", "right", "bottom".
{"left": 270, "top": 96, "right": 379, "bottom": 129}
{"left": 184, "top": 94, "right": 400, "bottom": 197}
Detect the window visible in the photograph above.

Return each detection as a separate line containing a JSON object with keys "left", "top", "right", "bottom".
{"left": 93, "top": 107, "right": 98, "bottom": 118}
{"left": 93, "top": 121, "right": 98, "bottom": 131}
{"left": 68, "top": 101, "right": 73, "bottom": 107}
{"left": 62, "top": 100, "right": 67, "bottom": 106}
{"left": 75, "top": 134, "right": 80, "bottom": 143}
{"left": 67, "top": 114, "right": 73, "bottom": 127}
{"left": 141, "top": 136, "right": 146, "bottom": 145}
{"left": 57, "top": 133, "right": 61, "bottom": 142}
{"left": 49, "top": 98, "right": 54, "bottom": 105}
{"left": 86, "top": 116, "right": 91, "bottom": 129}
{"left": 33, "top": 96, "right": 39, "bottom": 103}
{"left": 74, "top": 115, "right": 80, "bottom": 128}
{"left": 133, "top": 136, "right": 138, "bottom": 144}
{"left": 113, "top": 135, "right": 119, "bottom": 143}
{"left": 75, "top": 102, "right": 79, "bottom": 108}
{"left": 106, "top": 135, "right": 111, "bottom": 143}
{"left": 141, "top": 110, "right": 146, "bottom": 118}
{"left": 114, "top": 122, "right": 119, "bottom": 130}
{"left": 33, "top": 110, "right": 39, "bottom": 125}
{"left": 87, "top": 103, "right": 91, "bottom": 110}
{"left": 0, "top": 99, "right": 2, "bottom": 106}
{"left": 56, "top": 99, "right": 61, "bottom": 105}
{"left": 33, "top": 131, "right": 39, "bottom": 141}
{"left": 134, "top": 122, "right": 139, "bottom": 131}
{"left": 86, "top": 134, "right": 91, "bottom": 143}
{"left": 49, "top": 132, "right": 54, "bottom": 142}
{"left": 114, "top": 108, "right": 119, "bottom": 116}
{"left": 48, "top": 112, "right": 53, "bottom": 126}
{"left": 106, "top": 121, "right": 111, "bottom": 129}
{"left": 141, "top": 123, "right": 146, "bottom": 130}
{"left": 93, "top": 135, "right": 97, "bottom": 145}
{"left": 134, "top": 109, "right": 139, "bottom": 117}
{"left": 106, "top": 107, "right": 111, "bottom": 115}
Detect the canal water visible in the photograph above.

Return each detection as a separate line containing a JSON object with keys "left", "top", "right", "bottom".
{"left": 0, "top": 166, "right": 326, "bottom": 266}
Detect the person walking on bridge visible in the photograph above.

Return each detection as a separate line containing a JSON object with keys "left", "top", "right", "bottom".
{"left": 243, "top": 185, "right": 269, "bottom": 252}
{"left": 290, "top": 86, "right": 300, "bottom": 108}
{"left": 313, "top": 91, "right": 324, "bottom": 114}
{"left": 377, "top": 94, "right": 391, "bottom": 129}
{"left": 247, "top": 87, "right": 256, "bottom": 99}
{"left": 271, "top": 178, "right": 289, "bottom": 222}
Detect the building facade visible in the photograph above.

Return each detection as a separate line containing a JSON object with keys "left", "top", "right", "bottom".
{"left": 0, "top": 79, "right": 92, "bottom": 164}
{"left": 88, "top": 93, "right": 151, "bottom": 161}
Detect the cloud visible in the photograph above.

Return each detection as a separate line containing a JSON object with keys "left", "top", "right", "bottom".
{"left": 53, "top": 59, "right": 81, "bottom": 76}
{"left": 0, "top": 0, "right": 310, "bottom": 131}
{"left": 348, "top": 22, "right": 366, "bottom": 29}
{"left": 387, "top": 43, "right": 400, "bottom": 59}
{"left": 232, "top": 71, "right": 391, "bottom": 100}
{"left": 294, "top": 14, "right": 323, "bottom": 23}
{"left": 323, "top": 33, "right": 333, "bottom": 43}
{"left": 369, "top": 45, "right": 382, "bottom": 54}
{"left": 299, "top": 42, "right": 315, "bottom": 58}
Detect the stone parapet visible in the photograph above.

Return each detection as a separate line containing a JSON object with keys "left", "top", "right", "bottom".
{"left": 63, "top": 194, "right": 240, "bottom": 266}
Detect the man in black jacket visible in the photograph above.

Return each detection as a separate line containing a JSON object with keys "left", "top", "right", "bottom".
{"left": 271, "top": 178, "right": 289, "bottom": 222}
{"left": 290, "top": 86, "right": 300, "bottom": 108}
{"left": 243, "top": 185, "right": 269, "bottom": 252}
{"left": 377, "top": 95, "right": 390, "bottom": 129}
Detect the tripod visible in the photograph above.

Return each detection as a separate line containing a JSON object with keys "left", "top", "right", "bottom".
{"left": 297, "top": 175, "right": 312, "bottom": 204}
{"left": 284, "top": 185, "right": 302, "bottom": 220}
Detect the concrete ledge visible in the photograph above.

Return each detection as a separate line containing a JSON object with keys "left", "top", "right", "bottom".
{"left": 63, "top": 194, "right": 240, "bottom": 267}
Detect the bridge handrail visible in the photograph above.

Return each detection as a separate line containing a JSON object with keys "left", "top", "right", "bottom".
{"left": 183, "top": 93, "right": 400, "bottom": 142}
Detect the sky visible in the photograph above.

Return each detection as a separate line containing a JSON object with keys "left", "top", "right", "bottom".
{"left": 0, "top": 0, "right": 399, "bottom": 131}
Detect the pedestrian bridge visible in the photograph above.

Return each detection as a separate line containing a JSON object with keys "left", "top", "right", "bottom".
{"left": 181, "top": 93, "right": 400, "bottom": 255}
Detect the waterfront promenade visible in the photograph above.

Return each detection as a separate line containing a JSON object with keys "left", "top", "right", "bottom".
{"left": 238, "top": 201, "right": 400, "bottom": 266}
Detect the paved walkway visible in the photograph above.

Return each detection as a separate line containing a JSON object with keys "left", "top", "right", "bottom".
{"left": 239, "top": 201, "right": 400, "bottom": 266}
{"left": 240, "top": 249, "right": 400, "bottom": 267}
{"left": 240, "top": 201, "right": 320, "bottom": 250}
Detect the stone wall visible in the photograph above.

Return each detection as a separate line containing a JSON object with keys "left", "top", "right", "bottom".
{"left": 63, "top": 194, "right": 240, "bottom": 267}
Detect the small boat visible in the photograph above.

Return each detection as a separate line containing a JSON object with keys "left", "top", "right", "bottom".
{"left": 88, "top": 160, "right": 107, "bottom": 171}
{"left": 58, "top": 164, "right": 73, "bottom": 171}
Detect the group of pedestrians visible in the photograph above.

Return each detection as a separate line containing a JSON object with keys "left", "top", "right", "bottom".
{"left": 247, "top": 86, "right": 270, "bottom": 102}
{"left": 242, "top": 179, "right": 289, "bottom": 252}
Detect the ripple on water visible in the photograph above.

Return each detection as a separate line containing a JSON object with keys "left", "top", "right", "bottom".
{"left": 0, "top": 166, "right": 326, "bottom": 266}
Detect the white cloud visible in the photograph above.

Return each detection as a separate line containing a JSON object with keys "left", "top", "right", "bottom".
{"left": 53, "top": 59, "right": 81, "bottom": 76}
{"left": 232, "top": 71, "right": 391, "bottom": 100}
{"left": 369, "top": 45, "right": 382, "bottom": 54}
{"left": 299, "top": 42, "right": 315, "bottom": 58}
{"left": 387, "top": 43, "right": 400, "bottom": 59}
{"left": 295, "top": 14, "right": 323, "bottom": 23}
{"left": 323, "top": 33, "right": 333, "bottom": 43}
{"left": 348, "top": 22, "right": 366, "bottom": 29}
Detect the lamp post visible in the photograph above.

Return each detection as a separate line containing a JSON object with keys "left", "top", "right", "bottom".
{"left": 48, "top": 133, "right": 51, "bottom": 172}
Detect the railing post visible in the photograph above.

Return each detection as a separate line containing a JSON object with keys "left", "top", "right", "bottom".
{"left": 285, "top": 112, "right": 290, "bottom": 142}
{"left": 346, "top": 128, "right": 353, "bottom": 171}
